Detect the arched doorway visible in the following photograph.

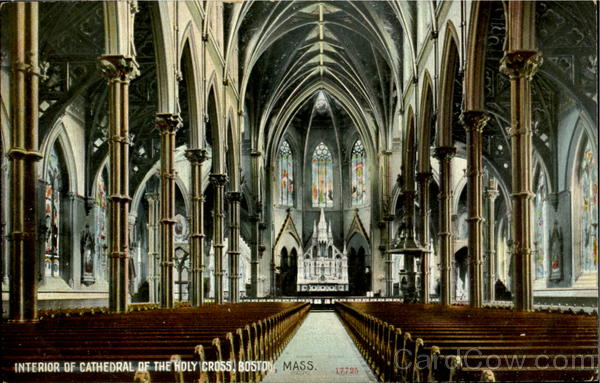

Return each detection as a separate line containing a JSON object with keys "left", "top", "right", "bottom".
{"left": 454, "top": 247, "right": 469, "bottom": 302}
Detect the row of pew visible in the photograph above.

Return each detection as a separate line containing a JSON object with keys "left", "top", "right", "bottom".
{"left": 336, "top": 302, "right": 598, "bottom": 382}
{"left": 2, "top": 302, "right": 310, "bottom": 382}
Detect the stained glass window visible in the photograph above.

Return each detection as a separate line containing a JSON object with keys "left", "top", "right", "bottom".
{"left": 579, "top": 140, "right": 598, "bottom": 272}
{"left": 534, "top": 170, "right": 548, "bottom": 279}
{"left": 95, "top": 170, "right": 108, "bottom": 280}
{"left": 312, "top": 142, "right": 333, "bottom": 207}
{"left": 278, "top": 140, "right": 294, "bottom": 206}
{"left": 351, "top": 140, "right": 367, "bottom": 206}
{"left": 44, "top": 146, "right": 62, "bottom": 277}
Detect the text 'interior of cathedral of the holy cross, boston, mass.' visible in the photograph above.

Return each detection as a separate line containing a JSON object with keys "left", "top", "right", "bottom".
{"left": 0, "top": 1, "right": 598, "bottom": 383}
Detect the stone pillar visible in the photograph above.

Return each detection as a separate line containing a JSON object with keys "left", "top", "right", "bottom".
{"left": 381, "top": 151, "right": 393, "bottom": 297}
{"left": 8, "top": 2, "right": 42, "bottom": 322}
{"left": 461, "top": 111, "right": 490, "bottom": 308}
{"left": 226, "top": 191, "right": 242, "bottom": 303}
{"left": 249, "top": 150, "right": 263, "bottom": 298}
{"left": 145, "top": 193, "right": 159, "bottom": 303}
{"left": 156, "top": 113, "right": 181, "bottom": 309}
{"left": 500, "top": 51, "right": 542, "bottom": 311}
{"left": 98, "top": 54, "right": 139, "bottom": 313}
{"left": 210, "top": 173, "right": 228, "bottom": 304}
{"left": 484, "top": 177, "right": 499, "bottom": 302}
{"left": 249, "top": 213, "right": 260, "bottom": 297}
{"left": 434, "top": 146, "right": 456, "bottom": 306}
{"left": 382, "top": 215, "right": 394, "bottom": 297}
{"left": 417, "top": 171, "right": 433, "bottom": 304}
{"left": 402, "top": 189, "right": 419, "bottom": 300}
{"left": 185, "top": 149, "right": 208, "bottom": 306}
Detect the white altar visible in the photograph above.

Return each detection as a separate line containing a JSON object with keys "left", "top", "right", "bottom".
{"left": 297, "top": 209, "right": 349, "bottom": 292}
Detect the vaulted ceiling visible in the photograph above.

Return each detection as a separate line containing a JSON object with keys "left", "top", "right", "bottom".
{"left": 231, "top": 1, "right": 414, "bottom": 156}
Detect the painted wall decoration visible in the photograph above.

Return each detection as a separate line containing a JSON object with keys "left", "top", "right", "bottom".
{"left": 278, "top": 140, "right": 294, "bottom": 206}
{"left": 579, "top": 140, "right": 598, "bottom": 273}
{"left": 534, "top": 170, "right": 548, "bottom": 279}
{"left": 44, "top": 146, "right": 62, "bottom": 278}
{"left": 312, "top": 142, "right": 333, "bottom": 208}
{"left": 351, "top": 139, "right": 367, "bottom": 206}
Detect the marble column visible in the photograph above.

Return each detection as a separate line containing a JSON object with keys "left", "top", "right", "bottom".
{"left": 484, "top": 177, "right": 499, "bottom": 302}
{"left": 145, "top": 193, "right": 159, "bottom": 303}
{"left": 8, "top": 2, "right": 42, "bottom": 322}
{"left": 210, "top": 173, "right": 228, "bottom": 304}
{"left": 156, "top": 113, "right": 181, "bottom": 309}
{"left": 227, "top": 191, "right": 242, "bottom": 303}
{"left": 500, "top": 51, "right": 542, "bottom": 312}
{"left": 434, "top": 146, "right": 456, "bottom": 306}
{"left": 98, "top": 54, "right": 139, "bottom": 313}
{"left": 185, "top": 148, "right": 208, "bottom": 306}
{"left": 461, "top": 111, "right": 490, "bottom": 308}
{"left": 417, "top": 171, "right": 433, "bottom": 304}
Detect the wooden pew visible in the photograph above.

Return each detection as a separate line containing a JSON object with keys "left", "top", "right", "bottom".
{"left": 336, "top": 302, "right": 598, "bottom": 382}
{"left": 2, "top": 302, "right": 310, "bottom": 383}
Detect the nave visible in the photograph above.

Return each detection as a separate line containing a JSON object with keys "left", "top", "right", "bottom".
{"left": 1, "top": 1, "right": 599, "bottom": 382}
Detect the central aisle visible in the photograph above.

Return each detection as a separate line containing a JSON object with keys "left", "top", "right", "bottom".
{"left": 263, "top": 311, "right": 377, "bottom": 383}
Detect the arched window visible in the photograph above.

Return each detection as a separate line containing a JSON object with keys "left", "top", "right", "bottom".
{"left": 312, "top": 142, "right": 333, "bottom": 207}
{"left": 351, "top": 139, "right": 367, "bottom": 206}
{"left": 95, "top": 169, "right": 108, "bottom": 280}
{"left": 278, "top": 140, "right": 294, "bottom": 206}
{"left": 44, "top": 145, "right": 63, "bottom": 278}
{"left": 534, "top": 167, "right": 548, "bottom": 280}
{"left": 576, "top": 139, "right": 598, "bottom": 274}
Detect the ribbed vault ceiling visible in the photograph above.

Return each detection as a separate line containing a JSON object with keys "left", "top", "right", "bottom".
{"left": 231, "top": 0, "right": 411, "bottom": 154}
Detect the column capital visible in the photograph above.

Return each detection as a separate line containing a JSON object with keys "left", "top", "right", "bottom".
{"left": 381, "top": 150, "right": 393, "bottom": 156}
{"left": 145, "top": 192, "right": 159, "bottom": 202}
{"left": 460, "top": 110, "right": 490, "bottom": 133}
{"left": 209, "top": 173, "right": 229, "bottom": 186}
{"left": 226, "top": 191, "right": 242, "bottom": 202}
{"left": 156, "top": 113, "right": 182, "bottom": 134}
{"left": 499, "top": 51, "right": 542, "bottom": 80}
{"left": 250, "top": 151, "right": 262, "bottom": 157}
{"left": 416, "top": 171, "right": 433, "bottom": 184}
{"left": 249, "top": 214, "right": 260, "bottom": 223}
{"left": 383, "top": 214, "right": 395, "bottom": 222}
{"left": 484, "top": 177, "right": 500, "bottom": 200}
{"left": 402, "top": 189, "right": 417, "bottom": 201}
{"left": 433, "top": 146, "right": 456, "bottom": 161}
{"left": 97, "top": 55, "right": 139, "bottom": 82}
{"left": 185, "top": 148, "right": 209, "bottom": 164}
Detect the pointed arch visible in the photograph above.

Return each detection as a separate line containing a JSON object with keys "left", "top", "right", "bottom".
{"left": 438, "top": 22, "right": 461, "bottom": 146}
{"left": 464, "top": 1, "right": 492, "bottom": 111}
{"left": 418, "top": 71, "right": 435, "bottom": 173}
{"left": 206, "top": 80, "right": 223, "bottom": 174}
{"left": 403, "top": 106, "right": 416, "bottom": 190}
{"left": 571, "top": 131, "right": 598, "bottom": 277}
{"left": 180, "top": 34, "right": 203, "bottom": 148}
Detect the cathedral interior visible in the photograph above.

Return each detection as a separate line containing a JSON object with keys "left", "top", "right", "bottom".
{"left": 0, "top": 1, "right": 598, "bottom": 382}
